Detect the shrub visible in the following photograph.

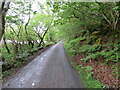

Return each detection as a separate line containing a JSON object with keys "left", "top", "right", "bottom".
{"left": 79, "top": 44, "right": 101, "bottom": 54}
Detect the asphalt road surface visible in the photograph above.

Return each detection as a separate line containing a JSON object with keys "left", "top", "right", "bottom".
{"left": 2, "top": 41, "right": 84, "bottom": 88}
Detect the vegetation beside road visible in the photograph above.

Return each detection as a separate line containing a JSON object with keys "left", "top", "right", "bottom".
{"left": 0, "top": 1, "right": 120, "bottom": 88}
{"left": 49, "top": 2, "right": 120, "bottom": 88}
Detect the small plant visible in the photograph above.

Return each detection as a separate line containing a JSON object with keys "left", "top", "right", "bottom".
{"left": 80, "top": 38, "right": 120, "bottom": 63}
{"left": 2, "top": 71, "right": 10, "bottom": 78}
{"left": 79, "top": 44, "right": 101, "bottom": 54}
{"left": 70, "top": 36, "right": 86, "bottom": 45}
{"left": 112, "top": 65, "right": 119, "bottom": 79}
{"left": 80, "top": 52, "right": 101, "bottom": 62}
{"left": 84, "top": 66, "right": 93, "bottom": 79}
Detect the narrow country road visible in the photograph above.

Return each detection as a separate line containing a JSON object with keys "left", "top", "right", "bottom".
{"left": 3, "top": 41, "right": 84, "bottom": 88}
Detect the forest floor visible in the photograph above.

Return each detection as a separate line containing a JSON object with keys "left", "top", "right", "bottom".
{"left": 71, "top": 54, "right": 119, "bottom": 88}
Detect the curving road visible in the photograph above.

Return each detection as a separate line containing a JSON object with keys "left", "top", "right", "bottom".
{"left": 2, "top": 41, "right": 84, "bottom": 88}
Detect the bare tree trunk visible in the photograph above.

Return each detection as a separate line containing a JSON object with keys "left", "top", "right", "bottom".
{"left": 38, "top": 19, "right": 53, "bottom": 47}
{"left": 48, "top": 30, "right": 51, "bottom": 42}
{"left": 38, "top": 38, "right": 43, "bottom": 47}
{"left": 0, "top": 1, "right": 10, "bottom": 41}
{"left": 24, "top": 4, "right": 34, "bottom": 48}
{"left": 3, "top": 36, "right": 11, "bottom": 54}
{"left": 12, "top": 43, "right": 18, "bottom": 60}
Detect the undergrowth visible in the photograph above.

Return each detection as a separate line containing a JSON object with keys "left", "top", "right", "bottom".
{"left": 64, "top": 35, "right": 120, "bottom": 63}
{"left": 64, "top": 34, "right": 120, "bottom": 88}
{"left": 2, "top": 42, "right": 53, "bottom": 78}
{"left": 71, "top": 62, "right": 104, "bottom": 88}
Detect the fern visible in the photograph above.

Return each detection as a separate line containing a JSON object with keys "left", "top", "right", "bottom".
{"left": 79, "top": 44, "right": 101, "bottom": 54}
{"left": 70, "top": 36, "right": 86, "bottom": 45}
{"left": 80, "top": 44, "right": 119, "bottom": 62}
{"left": 81, "top": 52, "right": 101, "bottom": 62}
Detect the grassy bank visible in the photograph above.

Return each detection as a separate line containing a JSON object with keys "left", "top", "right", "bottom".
{"left": 63, "top": 34, "right": 119, "bottom": 88}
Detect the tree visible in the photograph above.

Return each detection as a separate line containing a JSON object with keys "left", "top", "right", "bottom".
{"left": 96, "top": 2, "right": 119, "bottom": 31}
{"left": 50, "top": 2, "right": 120, "bottom": 42}
{"left": 29, "top": 12, "right": 53, "bottom": 47}
{"left": 0, "top": 0, "right": 10, "bottom": 41}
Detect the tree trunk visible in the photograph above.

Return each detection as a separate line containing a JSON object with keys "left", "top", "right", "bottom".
{"left": 48, "top": 30, "right": 51, "bottom": 42}
{"left": 3, "top": 36, "right": 11, "bottom": 54}
{"left": 0, "top": 1, "right": 10, "bottom": 41}
{"left": 38, "top": 38, "right": 43, "bottom": 47}
{"left": 38, "top": 19, "right": 53, "bottom": 47}
{"left": 13, "top": 43, "right": 18, "bottom": 60}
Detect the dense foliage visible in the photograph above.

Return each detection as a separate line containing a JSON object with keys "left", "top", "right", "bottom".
{"left": 1, "top": 1, "right": 54, "bottom": 78}
{"left": 49, "top": 1, "right": 120, "bottom": 88}
{"left": 0, "top": 0, "right": 120, "bottom": 88}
